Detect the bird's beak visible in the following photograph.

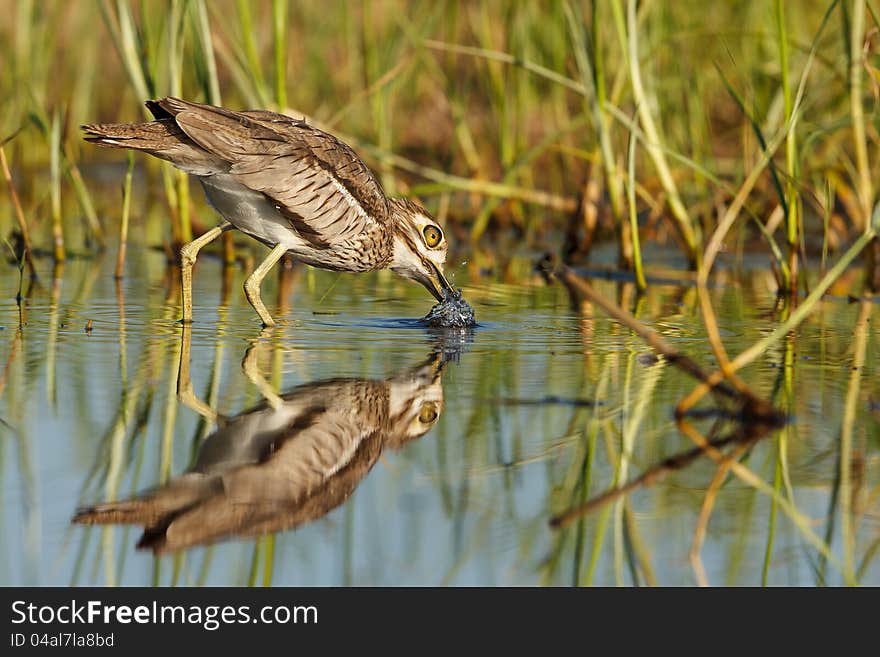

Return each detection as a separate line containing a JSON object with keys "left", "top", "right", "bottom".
{"left": 394, "top": 352, "right": 445, "bottom": 387}
{"left": 427, "top": 352, "right": 445, "bottom": 379}
{"left": 416, "top": 261, "right": 454, "bottom": 302}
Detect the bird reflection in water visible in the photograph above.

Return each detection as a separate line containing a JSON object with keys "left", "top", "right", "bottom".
{"left": 73, "top": 328, "right": 461, "bottom": 553}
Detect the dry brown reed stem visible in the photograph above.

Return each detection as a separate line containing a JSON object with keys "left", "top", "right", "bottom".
{"left": 696, "top": 285, "right": 758, "bottom": 400}
{"left": 276, "top": 260, "right": 295, "bottom": 317}
{"left": 63, "top": 144, "right": 105, "bottom": 249}
{"left": 698, "top": 124, "right": 789, "bottom": 285}
{"left": 222, "top": 231, "right": 236, "bottom": 267}
{"left": 679, "top": 219, "right": 878, "bottom": 414}
{"left": 333, "top": 130, "right": 579, "bottom": 213}
{"left": 0, "top": 328, "right": 23, "bottom": 399}
{"left": 677, "top": 417, "right": 847, "bottom": 579}
{"left": 689, "top": 439, "right": 754, "bottom": 587}
{"left": 868, "top": 240, "right": 880, "bottom": 293}
{"left": 549, "top": 424, "right": 759, "bottom": 529}
{"left": 220, "top": 264, "right": 234, "bottom": 305}
{"left": 325, "top": 59, "right": 409, "bottom": 129}
{"left": 0, "top": 144, "right": 38, "bottom": 280}
{"left": 545, "top": 260, "right": 780, "bottom": 419}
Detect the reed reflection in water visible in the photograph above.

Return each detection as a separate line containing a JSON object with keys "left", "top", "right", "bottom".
{"left": 1, "top": 251, "right": 877, "bottom": 586}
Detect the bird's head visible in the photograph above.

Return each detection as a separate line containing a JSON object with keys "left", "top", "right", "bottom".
{"left": 386, "top": 352, "right": 446, "bottom": 448}
{"left": 389, "top": 198, "right": 452, "bottom": 301}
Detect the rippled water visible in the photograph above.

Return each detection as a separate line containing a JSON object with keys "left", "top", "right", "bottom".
{"left": 0, "top": 247, "right": 877, "bottom": 586}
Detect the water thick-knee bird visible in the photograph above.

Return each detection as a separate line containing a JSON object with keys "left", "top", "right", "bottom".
{"left": 72, "top": 352, "right": 445, "bottom": 553}
{"left": 83, "top": 97, "right": 453, "bottom": 326}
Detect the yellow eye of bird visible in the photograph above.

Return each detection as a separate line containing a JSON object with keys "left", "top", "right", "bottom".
{"left": 418, "top": 404, "right": 438, "bottom": 424}
{"left": 423, "top": 225, "right": 443, "bottom": 248}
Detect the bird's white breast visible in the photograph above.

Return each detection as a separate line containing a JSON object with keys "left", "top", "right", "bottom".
{"left": 199, "top": 174, "right": 309, "bottom": 251}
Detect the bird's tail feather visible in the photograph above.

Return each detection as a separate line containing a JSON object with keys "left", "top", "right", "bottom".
{"left": 81, "top": 114, "right": 223, "bottom": 175}
{"left": 72, "top": 498, "right": 158, "bottom": 526}
{"left": 81, "top": 119, "right": 183, "bottom": 152}
{"left": 72, "top": 474, "right": 217, "bottom": 528}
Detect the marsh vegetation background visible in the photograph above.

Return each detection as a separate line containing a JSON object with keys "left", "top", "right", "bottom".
{"left": 0, "top": 1, "right": 878, "bottom": 585}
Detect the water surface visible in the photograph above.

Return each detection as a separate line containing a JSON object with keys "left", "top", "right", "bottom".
{"left": 1, "top": 247, "right": 877, "bottom": 586}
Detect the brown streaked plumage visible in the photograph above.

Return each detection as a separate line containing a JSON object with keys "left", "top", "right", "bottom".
{"left": 83, "top": 97, "right": 452, "bottom": 326}
{"left": 72, "top": 353, "right": 445, "bottom": 553}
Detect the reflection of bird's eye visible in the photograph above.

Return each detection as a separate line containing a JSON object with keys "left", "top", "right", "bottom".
{"left": 423, "top": 225, "right": 443, "bottom": 248}
{"left": 418, "top": 404, "right": 438, "bottom": 424}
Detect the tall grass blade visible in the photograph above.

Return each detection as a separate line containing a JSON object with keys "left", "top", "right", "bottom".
{"left": 115, "top": 152, "right": 135, "bottom": 280}
{"left": 626, "top": 123, "right": 646, "bottom": 290}
{"left": 49, "top": 111, "right": 64, "bottom": 263}
{"left": 0, "top": 142, "right": 37, "bottom": 279}
{"left": 775, "top": 0, "right": 800, "bottom": 294}
{"left": 619, "top": 0, "right": 699, "bottom": 266}
{"left": 848, "top": 0, "right": 874, "bottom": 227}
{"left": 192, "top": 0, "right": 222, "bottom": 105}
{"left": 272, "top": 0, "right": 287, "bottom": 108}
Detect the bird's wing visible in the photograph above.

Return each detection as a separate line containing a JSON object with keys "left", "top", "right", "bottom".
{"left": 153, "top": 97, "right": 389, "bottom": 248}
{"left": 218, "top": 406, "right": 374, "bottom": 506}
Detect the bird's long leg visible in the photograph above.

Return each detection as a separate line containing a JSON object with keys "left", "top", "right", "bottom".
{"left": 241, "top": 331, "right": 284, "bottom": 410}
{"left": 177, "top": 322, "right": 218, "bottom": 421}
{"left": 244, "top": 243, "right": 288, "bottom": 327}
{"left": 179, "top": 221, "right": 234, "bottom": 323}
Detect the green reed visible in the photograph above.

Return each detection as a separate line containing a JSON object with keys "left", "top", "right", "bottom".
{"left": 626, "top": 123, "right": 646, "bottom": 290}
{"left": 0, "top": 141, "right": 37, "bottom": 278}
{"left": 775, "top": 0, "right": 801, "bottom": 292}
{"left": 115, "top": 152, "right": 134, "bottom": 279}
{"left": 192, "top": 0, "right": 222, "bottom": 106}
{"left": 848, "top": 0, "right": 874, "bottom": 228}
{"left": 563, "top": 1, "right": 627, "bottom": 261}
{"left": 272, "top": 0, "right": 288, "bottom": 109}
{"left": 622, "top": 0, "right": 701, "bottom": 265}
{"left": 0, "top": 254, "right": 870, "bottom": 585}
{"left": 232, "top": 0, "right": 269, "bottom": 106}
{"left": 1, "top": 2, "right": 879, "bottom": 587}
{"left": 49, "top": 111, "right": 64, "bottom": 262}
{"left": 2, "top": 1, "right": 877, "bottom": 287}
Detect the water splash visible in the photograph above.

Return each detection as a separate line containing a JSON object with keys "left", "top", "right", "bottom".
{"left": 421, "top": 288, "right": 476, "bottom": 328}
